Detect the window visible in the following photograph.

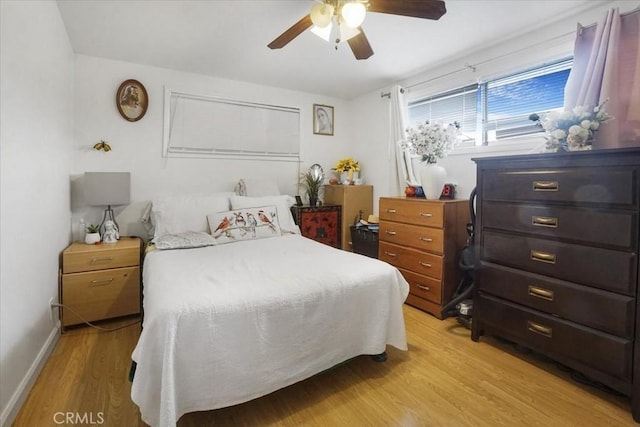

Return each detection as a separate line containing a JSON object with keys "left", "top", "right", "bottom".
{"left": 408, "top": 59, "right": 572, "bottom": 146}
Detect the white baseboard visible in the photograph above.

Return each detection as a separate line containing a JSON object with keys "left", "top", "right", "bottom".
{"left": 0, "top": 322, "right": 60, "bottom": 427}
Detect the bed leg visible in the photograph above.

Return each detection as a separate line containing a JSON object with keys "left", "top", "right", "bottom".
{"left": 128, "top": 361, "right": 137, "bottom": 382}
{"left": 371, "top": 352, "right": 387, "bottom": 362}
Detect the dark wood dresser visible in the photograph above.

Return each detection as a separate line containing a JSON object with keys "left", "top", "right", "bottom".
{"left": 472, "top": 147, "right": 640, "bottom": 421}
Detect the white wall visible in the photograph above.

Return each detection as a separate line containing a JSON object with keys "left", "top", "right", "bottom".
{"left": 72, "top": 55, "right": 353, "bottom": 230}
{"left": 0, "top": 1, "right": 75, "bottom": 425}
{"left": 349, "top": 0, "right": 637, "bottom": 209}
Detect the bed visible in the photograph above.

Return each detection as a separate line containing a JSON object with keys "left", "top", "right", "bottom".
{"left": 128, "top": 191, "right": 410, "bottom": 427}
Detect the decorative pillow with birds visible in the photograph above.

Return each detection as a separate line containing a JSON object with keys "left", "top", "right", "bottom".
{"left": 207, "top": 205, "right": 282, "bottom": 245}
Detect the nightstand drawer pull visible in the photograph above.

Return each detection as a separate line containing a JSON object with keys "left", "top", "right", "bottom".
{"left": 90, "top": 278, "right": 114, "bottom": 286}
{"left": 419, "top": 237, "right": 433, "bottom": 242}
{"left": 532, "top": 181, "right": 558, "bottom": 191}
{"left": 527, "top": 321, "right": 553, "bottom": 338}
{"left": 419, "top": 261, "right": 432, "bottom": 268}
{"left": 419, "top": 213, "right": 433, "bottom": 218}
{"left": 532, "top": 216, "right": 558, "bottom": 228}
{"left": 531, "top": 250, "right": 556, "bottom": 264}
{"left": 384, "top": 251, "right": 397, "bottom": 258}
{"left": 528, "top": 285, "right": 554, "bottom": 301}
{"left": 416, "top": 284, "right": 430, "bottom": 291}
{"left": 386, "top": 208, "right": 397, "bottom": 214}
{"left": 90, "top": 256, "right": 114, "bottom": 263}
{"left": 385, "top": 231, "right": 397, "bottom": 236}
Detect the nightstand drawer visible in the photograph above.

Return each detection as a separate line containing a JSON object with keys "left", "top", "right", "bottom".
{"left": 379, "top": 241, "right": 443, "bottom": 280}
{"left": 61, "top": 266, "right": 140, "bottom": 327}
{"left": 379, "top": 221, "right": 444, "bottom": 253}
{"left": 63, "top": 241, "right": 139, "bottom": 273}
{"left": 379, "top": 198, "right": 444, "bottom": 228}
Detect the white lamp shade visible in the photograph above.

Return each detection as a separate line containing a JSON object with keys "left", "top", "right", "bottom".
{"left": 84, "top": 172, "right": 131, "bottom": 206}
{"left": 311, "top": 22, "right": 333, "bottom": 42}
{"left": 310, "top": 3, "right": 334, "bottom": 28}
{"left": 341, "top": 2, "right": 366, "bottom": 28}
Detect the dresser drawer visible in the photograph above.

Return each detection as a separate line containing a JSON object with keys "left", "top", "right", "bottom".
{"left": 398, "top": 267, "right": 443, "bottom": 304}
{"left": 379, "top": 241, "right": 443, "bottom": 279}
{"left": 479, "top": 262, "right": 634, "bottom": 337}
{"left": 482, "top": 167, "right": 638, "bottom": 207}
{"left": 483, "top": 202, "right": 638, "bottom": 250}
{"left": 63, "top": 244, "right": 139, "bottom": 273}
{"left": 379, "top": 198, "right": 444, "bottom": 228}
{"left": 476, "top": 293, "right": 632, "bottom": 380}
{"left": 379, "top": 221, "right": 444, "bottom": 254}
{"left": 481, "top": 231, "right": 637, "bottom": 295}
{"left": 61, "top": 266, "right": 140, "bottom": 326}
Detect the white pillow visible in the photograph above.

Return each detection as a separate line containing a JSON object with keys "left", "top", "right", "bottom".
{"left": 233, "top": 179, "right": 281, "bottom": 197}
{"left": 154, "top": 231, "right": 216, "bottom": 250}
{"left": 207, "top": 205, "right": 282, "bottom": 245}
{"left": 151, "top": 192, "right": 234, "bottom": 239}
{"left": 230, "top": 195, "right": 299, "bottom": 234}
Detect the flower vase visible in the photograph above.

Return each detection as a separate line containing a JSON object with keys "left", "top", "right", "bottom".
{"left": 419, "top": 163, "right": 447, "bottom": 199}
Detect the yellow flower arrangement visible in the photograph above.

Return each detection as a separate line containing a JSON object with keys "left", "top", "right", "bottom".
{"left": 333, "top": 157, "right": 360, "bottom": 173}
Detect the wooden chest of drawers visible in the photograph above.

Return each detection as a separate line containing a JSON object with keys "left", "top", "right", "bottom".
{"left": 378, "top": 197, "right": 469, "bottom": 318}
{"left": 60, "top": 237, "right": 141, "bottom": 330}
{"left": 472, "top": 148, "right": 640, "bottom": 421}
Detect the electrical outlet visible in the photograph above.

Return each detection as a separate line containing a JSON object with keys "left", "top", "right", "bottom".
{"left": 49, "top": 297, "right": 56, "bottom": 323}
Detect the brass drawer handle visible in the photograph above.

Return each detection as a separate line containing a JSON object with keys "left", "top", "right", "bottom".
{"left": 90, "top": 256, "right": 114, "bottom": 263}
{"left": 384, "top": 251, "right": 397, "bottom": 258}
{"left": 387, "top": 209, "right": 397, "bottom": 214}
{"left": 533, "top": 181, "right": 558, "bottom": 191}
{"left": 420, "top": 213, "right": 433, "bottom": 217}
{"left": 385, "top": 231, "right": 397, "bottom": 236}
{"left": 419, "top": 237, "right": 433, "bottom": 242}
{"left": 419, "top": 261, "right": 432, "bottom": 268}
{"left": 531, "top": 250, "right": 556, "bottom": 264}
{"left": 532, "top": 216, "right": 558, "bottom": 228}
{"left": 90, "top": 278, "right": 114, "bottom": 286}
{"left": 528, "top": 285, "right": 554, "bottom": 301}
{"left": 527, "top": 321, "right": 553, "bottom": 338}
{"left": 416, "top": 284, "right": 430, "bottom": 291}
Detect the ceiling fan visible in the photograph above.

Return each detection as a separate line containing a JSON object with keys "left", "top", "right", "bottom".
{"left": 267, "top": 0, "right": 447, "bottom": 60}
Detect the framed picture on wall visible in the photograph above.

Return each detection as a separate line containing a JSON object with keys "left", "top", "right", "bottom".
{"left": 313, "top": 104, "right": 334, "bottom": 136}
{"left": 116, "top": 79, "right": 148, "bottom": 122}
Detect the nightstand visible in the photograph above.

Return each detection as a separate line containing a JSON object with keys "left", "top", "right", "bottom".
{"left": 60, "top": 237, "right": 141, "bottom": 331}
{"left": 290, "top": 205, "right": 341, "bottom": 248}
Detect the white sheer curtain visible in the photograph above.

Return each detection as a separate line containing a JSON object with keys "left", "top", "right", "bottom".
{"left": 564, "top": 7, "right": 640, "bottom": 148}
{"left": 388, "top": 85, "right": 418, "bottom": 195}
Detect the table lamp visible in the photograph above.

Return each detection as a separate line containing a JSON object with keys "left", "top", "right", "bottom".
{"left": 84, "top": 172, "right": 131, "bottom": 238}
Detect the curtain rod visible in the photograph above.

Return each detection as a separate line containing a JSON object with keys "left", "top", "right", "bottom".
{"left": 406, "top": 6, "right": 639, "bottom": 91}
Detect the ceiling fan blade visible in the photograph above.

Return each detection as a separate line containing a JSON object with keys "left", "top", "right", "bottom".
{"left": 347, "top": 28, "right": 374, "bottom": 60}
{"left": 368, "top": 0, "right": 447, "bottom": 20}
{"left": 268, "top": 14, "right": 313, "bottom": 49}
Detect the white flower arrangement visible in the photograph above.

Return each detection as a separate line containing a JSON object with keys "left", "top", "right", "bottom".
{"left": 529, "top": 101, "right": 613, "bottom": 151}
{"left": 402, "top": 121, "right": 461, "bottom": 164}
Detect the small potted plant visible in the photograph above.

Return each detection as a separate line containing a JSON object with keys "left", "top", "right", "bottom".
{"left": 301, "top": 170, "right": 322, "bottom": 206}
{"left": 85, "top": 224, "right": 101, "bottom": 244}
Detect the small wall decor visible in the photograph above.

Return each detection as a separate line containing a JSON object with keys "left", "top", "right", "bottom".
{"left": 93, "top": 140, "right": 112, "bottom": 152}
{"left": 313, "top": 104, "right": 334, "bottom": 136}
{"left": 116, "top": 79, "right": 148, "bottom": 122}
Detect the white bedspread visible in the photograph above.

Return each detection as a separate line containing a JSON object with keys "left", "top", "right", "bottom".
{"left": 131, "top": 234, "right": 409, "bottom": 427}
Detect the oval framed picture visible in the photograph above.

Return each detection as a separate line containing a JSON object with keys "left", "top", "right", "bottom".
{"left": 116, "top": 79, "right": 148, "bottom": 122}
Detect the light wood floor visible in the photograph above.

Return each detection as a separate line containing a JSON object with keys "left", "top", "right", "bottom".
{"left": 13, "top": 305, "right": 635, "bottom": 426}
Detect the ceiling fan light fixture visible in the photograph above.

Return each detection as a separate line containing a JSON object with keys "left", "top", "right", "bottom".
{"left": 341, "top": 2, "right": 366, "bottom": 28}
{"left": 339, "top": 21, "right": 361, "bottom": 43}
{"left": 310, "top": 22, "right": 333, "bottom": 42}
{"left": 310, "top": 3, "right": 334, "bottom": 28}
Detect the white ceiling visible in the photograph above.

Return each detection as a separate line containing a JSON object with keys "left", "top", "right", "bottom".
{"left": 56, "top": 0, "right": 606, "bottom": 99}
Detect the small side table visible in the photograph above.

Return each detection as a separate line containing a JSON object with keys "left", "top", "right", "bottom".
{"left": 290, "top": 204, "right": 342, "bottom": 248}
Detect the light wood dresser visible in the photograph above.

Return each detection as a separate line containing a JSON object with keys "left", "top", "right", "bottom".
{"left": 378, "top": 197, "right": 469, "bottom": 318}
{"left": 60, "top": 237, "right": 141, "bottom": 331}
{"left": 323, "top": 185, "right": 373, "bottom": 251}
{"left": 472, "top": 148, "right": 640, "bottom": 422}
